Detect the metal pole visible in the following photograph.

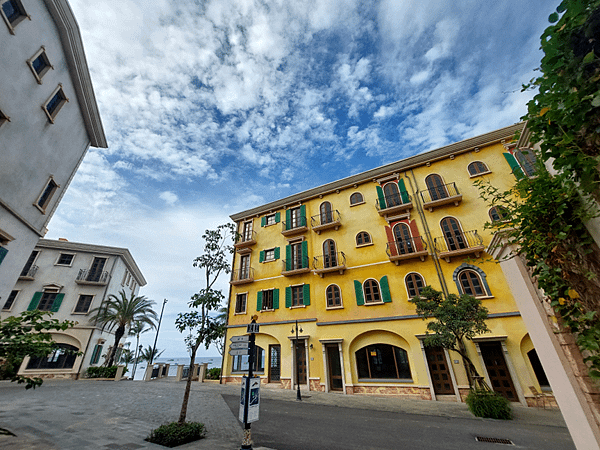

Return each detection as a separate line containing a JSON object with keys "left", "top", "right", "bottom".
{"left": 132, "top": 344, "right": 143, "bottom": 379}
{"left": 295, "top": 320, "right": 302, "bottom": 401}
{"left": 241, "top": 318, "right": 256, "bottom": 450}
{"left": 150, "top": 299, "right": 167, "bottom": 365}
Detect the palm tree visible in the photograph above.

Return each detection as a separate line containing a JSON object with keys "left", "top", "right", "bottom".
{"left": 129, "top": 321, "right": 151, "bottom": 378}
{"left": 138, "top": 345, "right": 164, "bottom": 362}
{"left": 89, "top": 290, "right": 157, "bottom": 367}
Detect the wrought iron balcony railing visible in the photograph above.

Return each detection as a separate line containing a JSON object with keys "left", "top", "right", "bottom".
{"left": 385, "top": 237, "right": 428, "bottom": 264}
{"left": 281, "top": 255, "right": 310, "bottom": 275}
{"left": 230, "top": 267, "right": 255, "bottom": 285}
{"left": 281, "top": 215, "right": 308, "bottom": 236}
{"left": 311, "top": 210, "right": 341, "bottom": 233}
{"left": 312, "top": 252, "right": 346, "bottom": 276}
{"left": 375, "top": 193, "right": 413, "bottom": 216}
{"left": 234, "top": 230, "right": 257, "bottom": 249}
{"left": 76, "top": 269, "right": 109, "bottom": 284}
{"left": 432, "top": 230, "right": 484, "bottom": 262}
{"left": 19, "top": 265, "right": 38, "bottom": 279}
{"left": 419, "top": 182, "right": 462, "bottom": 211}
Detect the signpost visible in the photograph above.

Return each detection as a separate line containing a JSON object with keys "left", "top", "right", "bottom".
{"left": 239, "top": 316, "right": 259, "bottom": 450}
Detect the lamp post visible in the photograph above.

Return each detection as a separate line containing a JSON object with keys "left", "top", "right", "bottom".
{"left": 150, "top": 299, "right": 168, "bottom": 365}
{"left": 291, "top": 320, "right": 303, "bottom": 401}
{"left": 132, "top": 344, "right": 143, "bottom": 379}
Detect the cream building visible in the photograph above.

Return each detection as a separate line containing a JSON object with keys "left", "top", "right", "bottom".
{"left": 0, "top": 0, "right": 107, "bottom": 305}
{"left": 0, "top": 238, "right": 146, "bottom": 379}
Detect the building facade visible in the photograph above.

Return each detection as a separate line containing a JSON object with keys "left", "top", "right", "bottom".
{"left": 0, "top": 0, "right": 107, "bottom": 305}
{"left": 0, "top": 238, "right": 146, "bottom": 379}
{"left": 223, "top": 123, "right": 553, "bottom": 406}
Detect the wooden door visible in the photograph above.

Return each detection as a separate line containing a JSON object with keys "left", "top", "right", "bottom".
{"left": 295, "top": 341, "right": 307, "bottom": 385}
{"left": 480, "top": 342, "right": 519, "bottom": 401}
{"left": 393, "top": 223, "right": 413, "bottom": 254}
{"left": 87, "top": 257, "right": 106, "bottom": 281}
{"left": 383, "top": 182, "right": 401, "bottom": 207}
{"left": 269, "top": 345, "right": 281, "bottom": 383}
{"left": 323, "top": 239, "right": 337, "bottom": 268}
{"left": 320, "top": 202, "right": 333, "bottom": 224}
{"left": 425, "top": 346, "right": 455, "bottom": 395}
{"left": 326, "top": 344, "right": 343, "bottom": 391}
{"left": 441, "top": 217, "right": 466, "bottom": 251}
{"left": 426, "top": 174, "right": 448, "bottom": 201}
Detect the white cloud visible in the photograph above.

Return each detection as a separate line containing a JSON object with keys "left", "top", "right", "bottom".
{"left": 159, "top": 191, "right": 178, "bottom": 205}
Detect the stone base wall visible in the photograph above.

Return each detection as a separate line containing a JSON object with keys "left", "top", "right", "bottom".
{"left": 346, "top": 385, "right": 432, "bottom": 399}
{"left": 310, "top": 379, "right": 324, "bottom": 391}
{"left": 280, "top": 378, "right": 291, "bottom": 390}
{"left": 35, "top": 373, "right": 78, "bottom": 380}
{"left": 525, "top": 395, "right": 559, "bottom": 409}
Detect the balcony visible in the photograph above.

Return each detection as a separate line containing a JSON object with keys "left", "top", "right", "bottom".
{"left": 18, "top": 265, "right": 38, "bottom": 280}
{"left": 281, "top": 216, "right": 308, "bottom": 237}
{"left": 234, "top": 230, "right": 257, "bottom": 252}
{"left": 433, "top": 230, "right": 485, "bottom": 262}
{"left": 420, "top": 182, "right": 462, "bottom": 212}
{"left": 313, "top": 252, "right": 346, "bottom": 277}
{"left": 76, "top": 269, "right": 109, "bottom": 285}
{"left": 230, "top": 267, "right": 255, "bottom": 285}
{"left": 385, "top": 237, "right": 428, "bottom": 265}
{"left": 281, "top": 255, "right": 311, "bottom": 276}
{"left": 311, "top": 210, "right": 341, "bottom": 234}
{"left": 375, "top": 193, "right": 413, "bottom": 217}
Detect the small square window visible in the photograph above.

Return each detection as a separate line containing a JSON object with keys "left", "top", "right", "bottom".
{"left": 56, "top": 253, "right": 74, "bottom": 266}
{"left": 265, "top": 214, "right": 276, "bottom": 226}
{"left": 35, "top": 177, "right": 59, "bottom": 213}
{"left": 235, "top": 293, "right": 247, "bottom": 314}
{"left": 27, "top": 47, "right": 53, "bottom": 84}
{"left": 1, "top": 0, "right": 28, "bottom": 34}
{"left": 43, "top": 85, "right": 68, "bottom": 123}
{"left": 264, "top": 249, "right": 275, "bottom": 261}
{"left": 262, "top": 290, "right": 274, "bottom": 310}
{"left": 74, "top": 294, "right": 93, "bottom": 314}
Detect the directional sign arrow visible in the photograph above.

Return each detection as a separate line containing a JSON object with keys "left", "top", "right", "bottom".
{"left": 229, "top": 349, "right": 249, "bottom": 356}
{"left": 230, "top": 342, "right": 249, "bottom": 350}
{"left": 230, "top": 335, "right": 250, "bottom": 343}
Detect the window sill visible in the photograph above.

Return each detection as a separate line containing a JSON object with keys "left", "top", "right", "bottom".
{"left": 71, "top": 312, "right": 89, "bottom": 315}
{"left": 350, "top": 201, "right": 365, "bottom": 207}
{"left": 469, "top": 171, "right": 492, "bottom": 178}
{"left": 234, "top": 311, "right": 247, "bottom": 315}
{"left": 356, "top": 242, "right": 373, "bottom": 248}
{"left": 473, "top": 295, "right": 494, "bottom": 300}
{"left": 290, "top": 305, "right": 306, "bottom": 309}
{"left": 262, "top": 259, "right": 276, "bottom": 263}
{"left": 326, "top": 306, "right": 344, "bottom": 310}
{"left": 260, "top": 309, "right": 275, "bottom": 313}
{"left": 363, "top": 301, "right": 385, "bottom": 306}
{"left": 357, "top": 378, "right": 414, "bottom": 383}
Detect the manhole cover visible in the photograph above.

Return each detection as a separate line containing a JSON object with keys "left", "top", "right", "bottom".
{"left": 475, "top": 436, "right": 514, "bottom": 445}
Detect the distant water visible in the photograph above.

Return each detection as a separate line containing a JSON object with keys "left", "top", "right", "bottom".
{"left": 128, "top": 356, "right": 222, "bottom": 381}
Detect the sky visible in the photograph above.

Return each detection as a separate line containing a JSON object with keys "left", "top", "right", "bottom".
{"left": 46, "top": 0, "right": 559, "bottom": 359}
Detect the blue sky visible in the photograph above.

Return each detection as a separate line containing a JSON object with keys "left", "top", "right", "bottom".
{"left": 46, "top": 0, "right": 558, "bottom": 358}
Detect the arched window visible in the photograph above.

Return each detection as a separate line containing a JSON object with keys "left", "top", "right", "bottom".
{"left": 326, "top": 284, "right": 342, "bottom": 308}
{"left": 405, "top": 273, "right": 425, "bottom": 298}
{"left": 355, "top": 344, "right": 412, "bottom": 380}
{"left": 26, "top": 343, "right": 78, "bottom": 370}
{"left": 468, "top": 161, "right": 489, "bottom": 176}
{"left": 363, "top": 279, "right": 381, "bottom": 303}
{"left": 440, "top": 217, "right": 466, "bottom": 251}
{"left": 350, "top": 192, "right": 364, "bottom": 205}
{"left": 232, "top": 345, "right": 264, "bottom": 372}
{"left": 425, "top": 174, "right": 448, "bottom": 201}
{"left": 393, "top": 223, "right": 413, "bottom": 254}
{"left": 458, "top": 270, "right": 485, "bottom": 297}
{"left": 356, "top": 231, "right": 372, "bottom": 246}
{"left": 489, "top": 206, "right": 509, "bottom": 222}
{"left": 320, "top": 201, "right": 333, "bottom": 224}
{"left": 515, "top": 148, "right": 537, "bottom": 177}
{"left": 383, "top": 182, "right": 401, "bottom": 207}
{"left": 323, "top": 239, "right": 337, "bottom": 268}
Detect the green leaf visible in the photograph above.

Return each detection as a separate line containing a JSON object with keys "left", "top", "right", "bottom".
{"left": 591, "top": 95, "right": 600, "bottom": 107}
{"left": 548, "top": 12, "right": 559, "bottom": 23}
{"left": 583, "top": 51, "right": 595, "bottom": 64}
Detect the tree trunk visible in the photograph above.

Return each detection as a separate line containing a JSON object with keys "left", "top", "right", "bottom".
{"left": 453, "top": 339, "right": 481, "bottom": 389}
{"left": 179, "top": 342, "right": 199, "bottom": 424}
{"left": 106, "top": 326, "right": 125, "bottom": 367}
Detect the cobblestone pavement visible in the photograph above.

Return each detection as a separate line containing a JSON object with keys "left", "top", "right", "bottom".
{"left": 0, "top": 378, "right": 571, "bottom": 449}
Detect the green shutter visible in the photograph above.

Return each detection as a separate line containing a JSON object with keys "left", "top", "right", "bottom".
{"left": 261, "top": 216, "right": 266, "bottom": 227}
{"left": 503, "top": 153, "right": 525, "bottom": 180}
{"left": 300, "top": 205, "right": 306, "bottom": 227}
{"left": 285, "top": 209, "right": 291, "bottom": 230}
{"left": 50, "top": 293, "right": 64, "bottom": 312}
{"left": 275, "top": 212, "right": 281, "bottom": 223}
{"left": 91, "top": 344, "right": 103, "bottom": 364}
{"left": 259, "top": 250, "right": 265, "bottom": 263}
{"left": 285, "top": 287, "right": 292, "bottom": 308}
{"left": 274, "top": 247, "right": 280, "bottom": 260}
{"left": 354, "top": 280, "right": 364, "bottom": 306}
{"left": 380, "top": 276, "right": 391, "bottom": 303}
{"left": 398, "top": 180, "right": 410, "bottom": 204}
{"left": 257, "top": 291, "right": 263, "bottom": 311}
{"left": 301, "top": 241, "right": 308, "bottom": 268}
{"left": 0, "top": 247, "right": 8, "bottom": 266}
{"left": 285, "top": 245, "right": 291, "bottom": 271}
{"left": 303, "top": 284, "right": 310, "bottom": 306}
{"left": 273, "top": 289, "right": 279, "bottom": 309}
{"left": 27, "top": 292, "right": 42, "bottom": 311}
{"left": 376, "top": 186, "right": 386, "bottom": 209}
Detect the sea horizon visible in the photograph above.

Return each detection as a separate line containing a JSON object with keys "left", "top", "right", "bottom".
{"left": 128, "top": 355, "right": 223, "bottom": 380}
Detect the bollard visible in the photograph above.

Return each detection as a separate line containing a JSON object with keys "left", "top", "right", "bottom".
{"left": 143, "top": 364, "right": 153, "bottom": 381}
{"left": 176, "top": 364, "right": 184, "bottom": 382}
{"left": 198, "top": 363, "right": 208, "bottom": 383}
{"left": 115, "top": 365, "right": 125, "bottom": 381}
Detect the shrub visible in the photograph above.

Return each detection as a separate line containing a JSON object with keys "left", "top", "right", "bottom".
{"left": 206, "top": 367, "right": 221, "bottom": 380}
{"left": 465, "top": 389, "right": 512, "bottom": 420}
{"left": 85, "top": 366, "right": 119, "bottom": 379}
{"left": 146, "top": 421, "right": 206, "bottom": 448}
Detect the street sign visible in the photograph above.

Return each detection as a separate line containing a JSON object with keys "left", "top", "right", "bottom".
{"left": 239, "top": 376, "right": 260, "bottom": 423}
{"left": 247, "top": 322, "right": 259, "bottom": 334}
{"left": 230, "top": 342, "right": 249, "bottom": 350}
{"left": 229, "top": 348, "right": 249, "bottom": 356}
{"left": 230, "top": 335, "right": 250, "bottom": 343}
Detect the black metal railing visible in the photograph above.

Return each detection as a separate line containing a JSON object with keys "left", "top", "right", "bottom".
{"left": 76, "top": 269, "right": 109, "bottom": 283}
{"left": 282, "top": 255, "right": 310, "bottom": 272}
{"left": 433, "top": 230, "right": 483, "bottom": 253}
{"left": 231, "top": 267, "right": 254, "bottom": 282}
{"left": 385, "top": 236, "right": 427, "bottom": 257}
{"left": 19, "top": 265, "right": 38, "bottom": 278}
{"left": 310, "top": 210, "right": 341, "bottom": 228}
{"left": 182, "top": 365, "right": 190, "bottom": 379}
{"left": 282, "top": 215, "right": 308, "bottom": 231}
{"left": 236, "top": 230, "right": 256, "bottom": 245}
{"left": 375, "top": 193, "right": 412, "bottom": 211}
{"left": 313, "top": 251, "right": 346, "bottom": 270}
{"left": 420, "top": 182, "right": 460, "bottom": 204}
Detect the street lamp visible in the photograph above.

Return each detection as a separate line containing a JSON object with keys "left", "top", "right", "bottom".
{"left": 132, "top": 344, "right": 143, "bottom": 379}
{"left": 291, "top": 320, "right": 303, "bottom": 401}
{"left": 150, "top": 299, "right": 168, "bottom": 365}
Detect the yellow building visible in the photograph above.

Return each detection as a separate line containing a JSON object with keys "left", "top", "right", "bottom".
{"left": 223, "top": 123, "right": 552, "bottom": 407}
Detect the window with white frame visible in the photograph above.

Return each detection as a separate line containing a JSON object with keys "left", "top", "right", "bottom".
{"left": 235, "top": 293, "right": 247, "bottom": 314}
{"left": 55, "top": 253, "right": 74, "bottom": 266}
{"left": 2, "top": 290, "right": 18, "bottom": 311}
{"left": 453, "top": 264, "right": 492, "bottom": 298}
{"left": 356, "top": 231, "right": 372, "bottom": 246}
{"left": 27, "top": 47, "right": 53, "bottom": 83}
{"left": 1, "top": 0, "right": 28, "bottom": 33}
{"left": 326, "top": 284, "right": 342, "bottom": 308}
{"left": 363, "top": 279, "right": 381, "bottom": 304}
{"left": 405, "top": 273, "right": 425, "bottom": 299}
{"left": 73, "top": 294, "right": 93, "bottom": 313}
{"left": 42, "top": 85, "right": 68, "bottom": 123}
{"left": 36, "top": 177, "right": 59, "bottom": 213}
{"left": 232, "top": 345, "right": 264, "bottom": 373}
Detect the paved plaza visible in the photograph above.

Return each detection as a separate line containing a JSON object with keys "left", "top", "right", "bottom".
{"left": 0, "top": 378, "right": 575, "bottom": 449}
